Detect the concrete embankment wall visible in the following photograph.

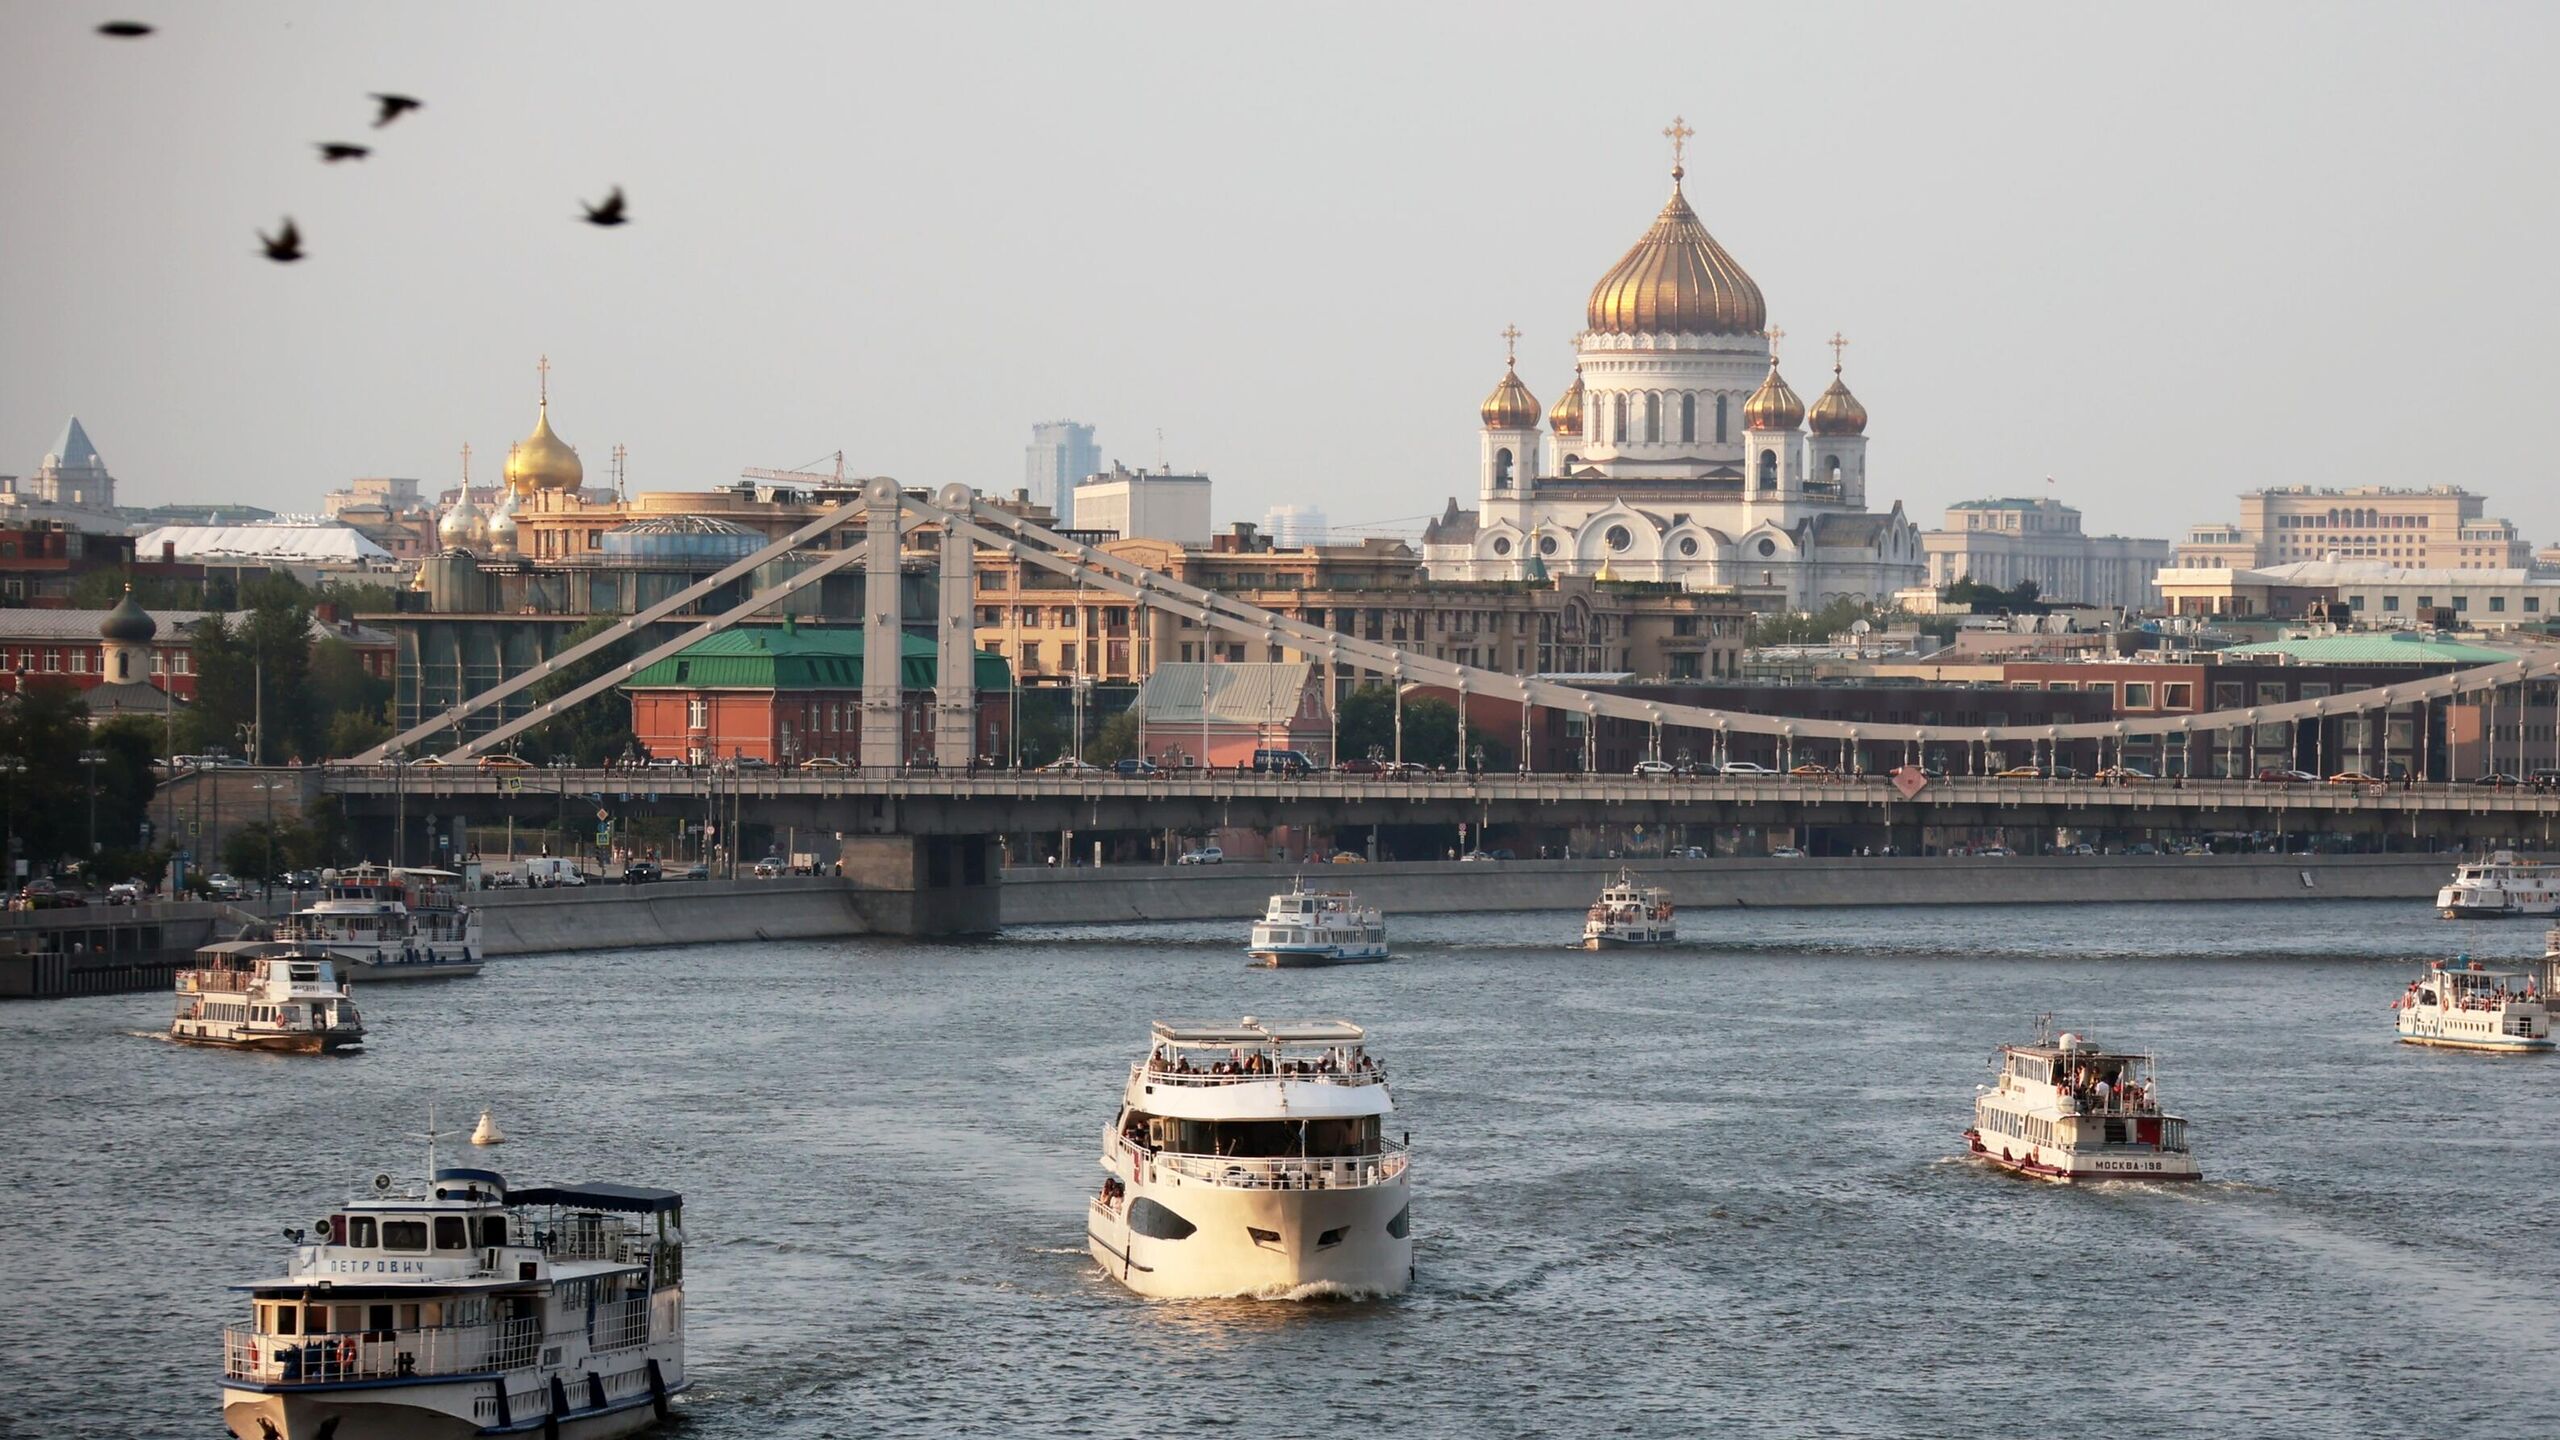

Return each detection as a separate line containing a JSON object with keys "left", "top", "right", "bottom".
{"left": 996, "top": 853, "right": 2459, "bottom": 926}
{"left": 470, "top": 877, "right": 871, "bottom": 956}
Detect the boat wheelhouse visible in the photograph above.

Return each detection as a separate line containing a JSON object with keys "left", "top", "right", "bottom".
{"left": 219, "top": 1160, "right": 686, "bottom": 1440}
{"left": 1581, "top": 869, "right": 1675, "bottom": 949}
{"left": 2394, "top": 957, "right": 2553, "bottom": 1053}
{"left": 172, "top": 944, "right": 365, "bottom": 1053}
{"left": 277, "top": 864, "right": 484, "bottom": 980}
{"left": 2436, "top": 851, "right": 2558, "bottom": 920}
{"left": 1965, "top": 1025, "right": 2200, "bottom": 1183}
{"left": 1247, "top": 882, "right": 1387, "bottom": 967}
{"left": 1089, "top": 1018, "right": 1412, "bottom": 1299}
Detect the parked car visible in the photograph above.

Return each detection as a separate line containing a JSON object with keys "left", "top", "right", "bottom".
{"left": 105, "top": 881, "right": 144, "bottom": 905}
{"left": 1176, "top": 845, "right": 1224, "bottom": 865}
{"left": 1041, "top": 757, "right": 1103, "bottom": 775}
{"left": 1631, "top": 759, "right": 1675, "bottom": 778}
{"left": 1767, "top": 846, "right": 1805, "bottom": 859}
{"left": 2326, "top": 770, "right": 2383, "bottom": 785}
{"left": 1251, "top": 748, "right": 1316, "bottom": 776}
{"left": 1113, "top": 758, "right": 1164, "bottom": 778}
{"left": 621, "top": 860, "right": 661, "bottom": 884}
{"left": 1718, "top": 761, "right": 1776, "bottom": 778}
{"left": 1329, "top": 852, "right": 1368, "bottom": 864}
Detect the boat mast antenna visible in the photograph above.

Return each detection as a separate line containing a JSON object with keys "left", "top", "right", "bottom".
{"left": 2032, "top": 1012, "right": 2053, "bottom": 1046}
{"left": 413, "top": 1101, "right": 448, "bottom": 1186}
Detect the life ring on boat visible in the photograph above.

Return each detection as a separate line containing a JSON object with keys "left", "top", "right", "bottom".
{"left": 337, "top": 1336, "right": 357, "bottom": 1368}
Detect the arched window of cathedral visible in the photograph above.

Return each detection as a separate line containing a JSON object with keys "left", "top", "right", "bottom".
{"left": 1605, "top": 524, "right": 1633, "bottom": 552}
{"left": 1537, "top": 533, "right": 1558, "bottom": 556}
{"left": 1758, "top": 450, "right": 1778, "bottom": 490}
{"left": 1716, "top": 394, "right": 1729, "bottom": 443}
{"left": 1643, "top": 394, "right": 1660, "bottom": 443}
{"left": 1491, "top": 536, "right": 1512, "bottom": 557}
{"left": 1493, "top": 448, "right": 1513, "bottom": 490}
{"left": 1679, "top": 536, "right": 1699, "bottom": 557}
{"left": 1612, "top": 395, "right": 1628, "bottom": 443}
{"left": 1681, "top": 394, "right": 1696, "bottom": 442}
{"left": 1827, "top": 455, "right": 1843, "bottom": 486}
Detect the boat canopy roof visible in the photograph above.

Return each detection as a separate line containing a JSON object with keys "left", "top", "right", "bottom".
{"left": 505, "top": 1182, "right": 683, "bottom": 1215}
{"left": 391, "top": 867, "right": 460, "bottom": 880}
{"left": 1153, "top": 1018, "right": 1366, "bottom": 1048}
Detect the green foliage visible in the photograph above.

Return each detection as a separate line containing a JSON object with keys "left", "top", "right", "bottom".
{"left": 316, "top": 580, "right": 400, "bottom": 616}
{"left": 86, "top": 844, "right": 170, "bottom": 886}
{"left": 1011, "top": 694, "right": 1069, "bottom": 767}
{"left": 517, "top": 614, "right": 639, "bottom": 765}
{"left": 1085, "top": 709, "right": 1142, "bottom": 765}
{"left": 1936, "top": 574, "right": 2048, "bottom": 614}
{"left": 221, "top": 820, "right": 293, "bottom": 882}
{"left": 68, "top": 569, "right": 204, "bottom": 610}
{"left": 1334, "top": 684, "right": 1510, "bottom": 770}
{"left": 1748, "top": 597, "right": 1890, "bottom": 647}
{"left": 0, "top": 681, "right": 158, "bottom": 870}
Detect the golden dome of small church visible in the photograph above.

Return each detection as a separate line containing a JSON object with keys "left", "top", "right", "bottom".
{"left": 1422, "top": 118, "right": 1920, "bottom": 609}
{"left": 503, "top": 355, "right": 584, "bottom": 495}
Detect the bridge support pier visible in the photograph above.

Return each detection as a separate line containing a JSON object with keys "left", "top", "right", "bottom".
{"left": 837, "top": 833, "right": 1001, "bottom": 937}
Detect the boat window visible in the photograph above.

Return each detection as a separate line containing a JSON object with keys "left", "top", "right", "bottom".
{"left": 480, "top": 1214, "right": 508, "bottom": 1247}
{"left": 1387, "top": 1204, "right": 1411, "bottom": 1239}
{"left": 348, "top": 1216, "right": 377, "bottom": 1248}
{"left": 290, "top": 965, "right": 321, "bottom": 983}
{"left": 268, "top": 1302, "right": 298, "bottom": 1335}
{"left": 433, "top": 1215, "right": 468, "bottom": 1250}
{"left": 1127, "top": 1198, "right": 1197, "bottom": 1241}
{"left": 381, "top": 1220, "right": 428, "bottom": 1252}
{"left": 368, "top": 1303, "right": 395, "bottom": 1333}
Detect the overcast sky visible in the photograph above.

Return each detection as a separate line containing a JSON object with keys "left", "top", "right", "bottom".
{"left": 5, "top": 2, "right": 2555, "bottom": 547}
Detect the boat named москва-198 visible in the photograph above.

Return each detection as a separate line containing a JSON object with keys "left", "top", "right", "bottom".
{"left": 1089, "top": 1018, "right": 1412, "bottom": 1299}
{"left": 1966, "top": 1024, "right": 2201, "bottom": 1183}
{"left": 171, "top": 944, "right": 366, "bottom": 1053}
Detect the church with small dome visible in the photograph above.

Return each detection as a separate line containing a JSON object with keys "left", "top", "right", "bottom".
{"left": 1422, "top": 122, "right": 1925, "bottom": 609}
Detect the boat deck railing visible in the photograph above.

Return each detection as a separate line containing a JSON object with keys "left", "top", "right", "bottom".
{"left": 1133, "top": 1061, "right": 1384, "bottom": 1089}
{"left": 223, "top": 1316, "right": 538, "bottom": 1384}
{"left": 1118, "top": 1136, "right": 1409, "bottom": 1191}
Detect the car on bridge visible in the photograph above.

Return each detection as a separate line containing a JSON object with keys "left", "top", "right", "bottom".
{"left": 2254, "top": 767, "right": 2318, "bottom": 784}
{"left": 1631, "top": 759, "right": 1675, "bottom": 778}
{"left": 1329, "top": 852, "right": 1367, "bottom": 864}
{"left": 2094, "top": 766, "right": 2155, "bottom": 783}
{"left": 1113, "top": 758, "right": 1164, "bottom": 778}
{"left": 1176, "top": 845, "right": 1223, "bottom": 865}
{"left": 477, "top": 753, "right": 531, "bottom": 770}
{"left": 2326, "top": 770, "right": 2384, "bottom": 785}
{"left": 1041, "top": 757, "right": 1103, "bottom": 775}
{"left": 1788, "top": 763, "right": 1840, "bottom": 779}
{"left": 2470, "top": 772, "right": 2524, "bottom": 788}
{"left": 802, "top": 756, "right": 851, "bottom": 771}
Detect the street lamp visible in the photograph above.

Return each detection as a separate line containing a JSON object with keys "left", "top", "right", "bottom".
{"left": 78, "top": 749, "right": 107, "bottom": 864}
{"left": 252, "top": 779, "right": 290, "bottom": 902}
{"left": 0, "top": 754, "right": 24, "bottom": 888}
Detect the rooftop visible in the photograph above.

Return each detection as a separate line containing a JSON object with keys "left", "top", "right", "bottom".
{"left": 2218, "top": 633, "right": 2520, "bottom": 665}
{"left": 624, "top": 622, "right": 1012, "bottom": 692}
{"left": 1153, "top": 1018, "right": 1366, "bottom": 1047}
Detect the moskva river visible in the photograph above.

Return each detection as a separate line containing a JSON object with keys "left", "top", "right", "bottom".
{"left": 5, "top": 899, "right": 2555, "bottom": 1438}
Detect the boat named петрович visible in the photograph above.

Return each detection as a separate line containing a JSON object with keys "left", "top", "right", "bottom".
{"left": 171, "top": 946, "right": 365, "bottom": 1053}
{"left": 1089, "top": 1018, "right": 1412, "bottom": 1299}
{"left": 219, "top": 1154, "right": 687, "bottom": 1439}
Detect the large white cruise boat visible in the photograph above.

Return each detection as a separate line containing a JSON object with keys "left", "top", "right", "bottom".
{"left": 1247, "top": 881, "right": 1387, "bottom": 966}
{"left": 1966, "top": 1025, "right": 2201, "bottom": 1183}
{"left": 277, "top": 864, "right": 484, "bottom": 980}
{"left": 1581, "top": 869, "right": 1676, "bottom": 948}
{"left": 2394, "top": 957, "right": 2553, "bottom": 1053}
{"left": 2436, "top": 851, "right": 2558, "bottom": 919}
{"left": 172, "top": 944, "right": 365, "bottom": 1053}
{"left": 220, "top": 1157, "right": 687, "bottom": 1439}
{"left": 1089, "top": 1018, "right": 1412, "bottom": 1299}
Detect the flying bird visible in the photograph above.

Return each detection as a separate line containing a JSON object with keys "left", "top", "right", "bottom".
{"left": 580, "top": 186, "right": 627, "bottom": 227}
{"left": 316, "top": 143, "right": 371, "bottom": 163}
{"left": 369, "top": 93, "right": 422, "bottom": 128}
{"left": 259, "top": 218, "right": 304, "bottom": 263}
{"left": 97, "top": 21, "right": 152, "bottom": 38}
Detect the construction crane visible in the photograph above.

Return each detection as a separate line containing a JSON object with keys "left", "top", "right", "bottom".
{"left": 739, "top": 451, "right": 848, "bottom": 488}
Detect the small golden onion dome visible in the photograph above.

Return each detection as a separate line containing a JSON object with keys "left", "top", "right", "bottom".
{"left": 504, "top": 401, "right": 585, "bottom": 494}
{"left": 1585, "top": 179, "right": 1767, "bottom": 337}
{"left": 1480, "top": 362, "right": 1542, "bottom": 431}
{"left": 1808, "top": 367, "right": 1868, "bottom": 436}
{"left": 1743, "top": 359, "right": 1805, "bottom": 432}
{"left": 1594, "top": 554, "right": 1618, "bottom": 583}
{"left": 484, "top": 492, "right": 520, "bottom": 554}
{"left": 1549, "top": 368, "right": 1585, "bottom": 437}
{"left": 437, "top": 493, "right": 481, "bottom": 548}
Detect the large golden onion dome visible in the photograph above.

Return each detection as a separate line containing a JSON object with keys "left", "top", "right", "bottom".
{"left": 1807, "top": 365, "right": 1868, "bottom": 436}
{"left": 504, "top": 399, "right": 584, "bottom": 494}
{"left": 1743, "top": 358, "right": 1805, "bottom": 432}
{"left": 1480, "top": 362, "right": 1542, "bottom": 431}
{"left": 1549, "top": 368, "right": 1585, "bottom": 437}
{"left": 1585, "top": 176, "right": 1766, "bottom": 337}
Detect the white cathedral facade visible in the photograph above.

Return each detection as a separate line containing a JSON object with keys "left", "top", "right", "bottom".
{"left": 1422, "top": 147, "right": 1925, "bottom": 609}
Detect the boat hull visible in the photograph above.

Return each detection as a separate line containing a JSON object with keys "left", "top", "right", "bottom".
{"left": 1963, "top": 1129, "right": 2202, "bottom": 1183}
{"left": 169, "top": 1023, "right": 363, "bottom": 1054}
{"left": 339, "top": 958, "right": 485, "bottom": 981}
{"left": 2396, "top": 1032, "right": 2555, "bottom": 1053}
{"left": 222, "top": 1380, "right": 680, "bottom": 1440}
{"left": 1581, "top": 929, "right": 1676, "bottom": 949}
{"left": 1089, "top": 1177, "right": 1412, "bottom": 1299}
{"left": 1248, "top": 945, "right": 1390, "bottom": 967}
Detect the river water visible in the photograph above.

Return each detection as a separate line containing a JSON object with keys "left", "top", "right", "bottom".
{"left": 5, "top": 899, "right": 2556, "bottom": 1438}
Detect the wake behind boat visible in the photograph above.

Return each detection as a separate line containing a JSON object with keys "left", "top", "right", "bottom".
{"left": 2437, "top": 850, "right": 2557, "bottom": 919}
{"left": 1248, "top": 879, "right": 1387, "bottom": 966}
{"left": 278, "top": 864, "right": 484, "bottom": 980}
{"left": 1089, "top": 1018, "right": 1412, "bottom": 1299}
{"left": 1965, "top": 1024, "right": 2200, "bottom": 1183}
{"left": 2393, "top": 956, "right": 2552, "bottom": 1052}
{"left": 1581, "top": 869, "right": 1675, "bottom": 948}
{"left": 219, "top": 1152, "right": 687, "bottom": 1439}
{"left": 172, "top": 945, "right": 365, "bottom": 1053}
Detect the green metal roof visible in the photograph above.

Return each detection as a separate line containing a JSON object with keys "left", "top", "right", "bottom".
{"left": 2218, "top": 634, "right": 2518, "bottom": 665}
{"left": 625, "top": 624, "right": 1011, "bottom": 692}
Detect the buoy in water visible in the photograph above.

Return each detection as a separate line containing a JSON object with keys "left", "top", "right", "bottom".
{"left": 470, "top": 1108, "right": 507, "bottom": 1146}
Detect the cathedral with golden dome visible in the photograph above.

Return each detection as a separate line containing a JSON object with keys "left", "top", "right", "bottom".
{"left": 1422, "top": 122, "right": 1925, "bottom": 608}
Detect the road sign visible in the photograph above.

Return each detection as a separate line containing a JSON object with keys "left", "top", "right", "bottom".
{"left": 595, "top": 808, "right": 610, "bottom": 821}
{"left": 506, "top": 777, "right": 524, "bottom": 793}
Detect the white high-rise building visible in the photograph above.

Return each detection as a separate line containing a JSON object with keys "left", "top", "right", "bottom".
{"left": 1025, "top": 421, "right": 1101, "bottom": 529}
{"left": 1263, "top": 505, "right": 1328, "bottom": 547}
{"left": 1076, "top": 463, "right": 1211, "bottom": 544}
{"left": 1421, "top": 128, "right": 1925, "bottom": 608}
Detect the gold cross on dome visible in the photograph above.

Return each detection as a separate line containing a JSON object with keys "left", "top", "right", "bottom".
{"left": 1501, "top": 324, "right": 1522, "bottom": 363}
{"left": 1663, "top": 115, "right": 1695, "bottom": 175}
{"left": 459, "top": 441, "right": 471, "bottom": 482}
{"left": 1829, "top": 331, "right": 1849, "bottom": 372}
{"left": 1763, "top": 326, "right": 1786, "bottom": 359}
{"left": 536, "top": 353, "right": 551, "bottom": 404}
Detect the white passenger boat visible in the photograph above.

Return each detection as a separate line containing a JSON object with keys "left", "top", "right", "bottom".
{"left": 172, "top": 944, "right": 366, "bottom": 1053}
{"left": 2393, "top": 957, "right": 2553, "bottom": 1053}
{"left": 220, "top": 1155, "right": 687, "bottom": 1440}
{"left": 1580, "top": 869, "right": 1676, "bottom": 948}
{"left": 1089, "top": 1018, "right": 1412, "bottom": 1299}
{"left": 278, "top": 864, "right": 484, "bottom": 980}
{"left": 1247, "top": 881, "right": 1388, "bottom": 966}
{"left": 2436, "top": 850, "right": 2558, "bottom": 919}
{"left": 1965, "top": 1025, "right": 2200, "bottom": 1183}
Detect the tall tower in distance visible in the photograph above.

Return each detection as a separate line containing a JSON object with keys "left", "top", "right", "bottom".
{"left": 1025, "top": 421, "right": 1101, "bottom": 529}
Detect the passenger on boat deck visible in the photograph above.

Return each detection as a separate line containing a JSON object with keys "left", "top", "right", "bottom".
{"left": 2094, "top": 1079, "right": 2114, "bottom": 1109}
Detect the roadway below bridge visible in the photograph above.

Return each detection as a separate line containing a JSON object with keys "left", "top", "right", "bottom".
{"left": 322, "top": 766, "right": 2560, "bottom": 849}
